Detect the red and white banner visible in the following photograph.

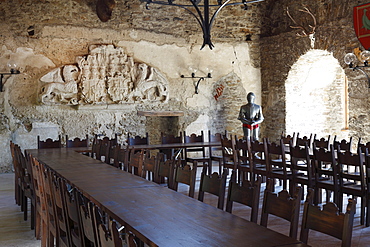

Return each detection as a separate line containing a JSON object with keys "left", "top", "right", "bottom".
{"left": 354, "top": 3, "right": 370, "bottom": 50}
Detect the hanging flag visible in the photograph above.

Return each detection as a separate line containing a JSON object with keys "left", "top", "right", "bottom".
{"left": 354, "top": 2, "right": 370, "bottom": 50}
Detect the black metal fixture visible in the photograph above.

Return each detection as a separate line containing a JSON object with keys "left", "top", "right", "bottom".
{"left": 143, "top": 0, "right": 265, "bottom": 50}
{"left": 344, "top": 51, "right": 370, "bottom": 88}
{"left": 0, "top": 61, "right": 20, "bottom": 92}
{"left": 181, "top": 72, "right": 212, "bottom": 94}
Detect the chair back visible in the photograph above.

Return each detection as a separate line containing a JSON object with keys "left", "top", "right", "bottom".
{"left": 66, "top": 135, "right": 89, "bottom": 148}
{"left": 77, "top": 192, "right": 98, "bottom": 246}
{"left": 296, "top": 133, "right": 313, "bottom": 149}
{"left": 161, "top": 132, "right": 183, "bottom": 159}
{"left": 127, "top": 133, "right": 149, "bottom": 145}
{"left": 38, "top": 135, "right": 62, "bottom": 149}
{"left": 300, "top": 189, "right": 356, "bottom": 247}
{"left": 113, "top": 145, "right": 127, "bottom": 170}
{"left": 156, "top": 154, "right": 175, "bottom": 188}
{"left": 313, "top": 134, "right": 331, "bottom": 150}
{"left": 93, "top": 204, "right": 124, "bottom": 247}
{"left": 226, "top": 170, "right": 261, "bottom": 223}
{"left": 312, "top": 143, "right": 340, "bottom": 206}
{"left": 127, "top": 149, "right": 144, "bottom": 177}
{"left": 266, "top": 139, "right": 289, "bottom": 190}
{"left": 221, "top": 135, "right": 236, "bottom": 170}
{"left": 142, "top": 152, "right": 159, "bottom": 181}
{"left": 208, "top": 131, "right": 223, "bottom": 172}
{"left": 172, "top": 159, "right": 197, "bottom": 197}
{"left": 332, "top": 136, "right": 353, "bottom": 153}
{"left": 61, "top": 178, "right": 85, "bottom": 247}
{"left": 281, "top": 132, "right": 296, "bottom": 146}
{"left": 234, "top": 138, "right": 251, "bottom": 181}
{"left": 50, "top": 171, "right": 70, "bottom": 247}
{"left": 289, "top": 141, "right": 314, "bottom": 191}
{"left": 336, "top": 147, "right": 366, "bottom": 224}
{"left": 183, "top": 131, "right": 205, "bottom": 155}
{"left": 260, "top": 179, "right": 303, "bottom": 239}
{"left": 198, "top": 164, "right": 228, "bottom": 210}
{"left": 41, "top": 165, "right": 59, "bottom": 246}
{"left": 248, "top": 138, "right": 269, "bottom": 181}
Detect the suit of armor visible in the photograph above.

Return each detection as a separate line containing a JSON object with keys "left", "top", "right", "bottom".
{"left": 238, "top": 92, "right": 264, "bottom": 140}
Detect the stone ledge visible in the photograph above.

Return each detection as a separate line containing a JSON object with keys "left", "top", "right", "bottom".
{"left": 137, "top": 111, "right": 184, "bottom": 117}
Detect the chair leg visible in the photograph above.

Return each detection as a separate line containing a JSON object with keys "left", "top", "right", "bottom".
{"left": 31, "top": 203, "right": 35, "bottom": 230}
{"left": 23, "top": 196, "right": 28, "bottom": 221}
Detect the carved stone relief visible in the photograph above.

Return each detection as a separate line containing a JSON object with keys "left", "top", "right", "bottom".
{"left": 39, "top": 45, "right": 169, "bottom": 105}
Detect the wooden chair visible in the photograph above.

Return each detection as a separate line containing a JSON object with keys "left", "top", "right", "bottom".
{"left": 156, "top": 153, "right": 175, "bottom": 188}
{"left": 234, "top": 138, "right": 252, "bottom": 182}
{"left": 337, "top": 147, "right": 366, "bottom": 225}
{"left": 77, "top": 192, "right": 99, "bottom": 246}
{"left": 226, "top": 170, "right": 261, "bottom": 223}
{"left": 61, "top": 178, "right": 85, "bottom": 247}
{"left": 183, "top": 131, "right": 210, "bottom": 173}
{"left": 198, "top": 164, "right": 228, "bottom": 210}
{"left": 113, "top": 145, "right": 128, "bottom": 170}
{"left": 19, "top": 149, "right": 36, "bottom": 229}
{"left": 142, "top": 152, "right": 159, "bottom": 181}
{"left": 29, "top": 157, "right": 48, "bottom": 246}
{"left": 9, "top": 141, "right": 21, "bottom": 206}
{"left": 93, "top": 205, "right": 124, "bottom": 247}
{"left": 66, "top": 134, "right": 89, "bottom": 148}
{"left": 50, "top": 171, "right": 70, "bottom": 247}
{"left": 99, "top": 137, "right": 113, "bottom": 163}
{"left": 37, "top": 135, "right": 62, "bottom": 149}
{"left": 41, "top": 165, "right": 59, "bottom": 247}
{"left": 266, "top": 139, "right": 290, "bottom": 191}
{"left": 208, "top": 130, "right": 224, "bottom": 174}
{"left": 171, "top": 159, "right": 197, "bottom": 198}
{"left": 289, "top": 141, "right": 314, "bottom": 197}
{"left": 364, "top": 148, "right": 370, "bottom": 226}
{"left": 92, "top": 134, "right": 118, "bottom": 161}
{"left": 104, "top": 142, "right": 118, "bottom": 166}
{"left": 260, "top": 179, "right": 303, "bottom": 239}
{"left": 221, "top": 135, "right": 237, "bottom": 171}
{"left": 160, "top": 132, "right": 183, "bottom": 159}
{"left": 312, "top": 144, "right": 340, "bottom": 206}
{"left": 127, "top": 149, "right": 144, "bottom": 177}
{"left": 300, "top": 189, "right": 356, "bottom": 247}
{"left": 247, "top": 137, "right": 269, "bottom": 183}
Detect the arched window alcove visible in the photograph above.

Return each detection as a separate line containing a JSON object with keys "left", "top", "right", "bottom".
{"left": 285, "top": 50, "right": 348, "bottom": 140}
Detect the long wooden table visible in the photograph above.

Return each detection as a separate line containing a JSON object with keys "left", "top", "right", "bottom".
{"left": 26, "top": 148, "right": 309, "bottom": 247}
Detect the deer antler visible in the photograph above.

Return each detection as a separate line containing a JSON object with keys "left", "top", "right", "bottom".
{"left": 286, "top": 6, "right": 316, "bottom": 37}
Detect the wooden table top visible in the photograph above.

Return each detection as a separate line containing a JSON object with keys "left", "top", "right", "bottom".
{"left": 26, "top": 148, "right": 309, "bottom": 247}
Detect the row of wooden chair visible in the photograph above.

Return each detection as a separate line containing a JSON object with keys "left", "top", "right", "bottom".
{"left": 281, "top": 132, "right": 356, "bottom": 153}
{"left": 10, "top": 140, "right": 137, "bottom": 247}
{"left": 122, "top": 147, "right": 357, "bottom": 246}
{"left": 222, "top": 133, "right": 370, "bottom": 226}
{"left": 216, "top": 134, "right": 359, "bottom": 246}
{"left": 34, "top": 155, "right": 138, "bottom": 247}
{"left": 37, "top": 135, "right": 90, "bottom": 149}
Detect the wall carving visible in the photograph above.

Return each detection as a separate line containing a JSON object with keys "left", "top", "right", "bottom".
{"left": 39, "top": 45, "right": 169, "bottom": 105}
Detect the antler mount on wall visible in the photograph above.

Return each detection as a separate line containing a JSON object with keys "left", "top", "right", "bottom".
{"left": 286, "top": 5, "right": 317, "bottom": 48}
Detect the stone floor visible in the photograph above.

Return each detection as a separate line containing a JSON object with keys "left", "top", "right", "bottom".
{"left": 1, "top": 168, "right": 370, "bottom": 247}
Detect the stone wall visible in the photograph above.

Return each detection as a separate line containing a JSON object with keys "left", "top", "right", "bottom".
{"left": 0, "top": 0, "right": 264, "bottom": 171}
{"left": 260, "top": 0, "right": 370, "bottom": 142}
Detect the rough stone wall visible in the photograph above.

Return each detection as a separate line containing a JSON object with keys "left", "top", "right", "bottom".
{"left": 0, "top": 0, "right": 263, "bottom": 171}
{"left": 260, "top": 0, "right": 370, "bottom": 142}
